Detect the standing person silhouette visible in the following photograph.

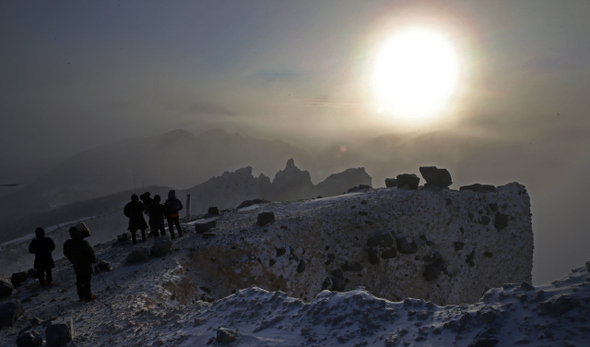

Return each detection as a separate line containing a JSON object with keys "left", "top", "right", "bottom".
{"left": 164, "top": 190, "right": 183, "bottom": 239}
{"left": 124, "top": 194, "right": 149, "bottom": 244}
{"left": 63, "top": 225, "right": 97, "bottom": 302}
{"left": 140, "top": 192, "right": 155, "bottom": 237}
{"left": 28, "top": 227, "right": 55, "bottom": 286}
{"left": 145, "top": 194, "right": 167, "bottom": 237}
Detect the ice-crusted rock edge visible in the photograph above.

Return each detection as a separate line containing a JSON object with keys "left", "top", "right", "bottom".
{"left": 186, "top": 182, "right": 532, "bottom": 305}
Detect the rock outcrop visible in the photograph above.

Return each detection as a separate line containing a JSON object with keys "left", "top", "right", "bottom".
{"left": 270, "top": 159, "right": 315, "bottom": 201}
{"left": 183, "top": 181, "right": 533, "bottom": 305}
{"left": 316, "top": 168, "right": 372, "bottom": 197}
{"left": 183, "top": 160, "right": 373, "bottom": 215}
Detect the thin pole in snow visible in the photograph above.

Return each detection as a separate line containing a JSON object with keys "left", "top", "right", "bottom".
{"left": 186, "top": 194, "right": 191, "bottom": 220}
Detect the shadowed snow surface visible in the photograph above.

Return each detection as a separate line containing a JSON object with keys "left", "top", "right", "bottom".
{"left": 0, "top": 194, "right": 587, "bottom": 346}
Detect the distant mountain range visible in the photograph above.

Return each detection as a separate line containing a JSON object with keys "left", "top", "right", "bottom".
{"left": 0, "top": 129, "right": 377, "bottom": 244}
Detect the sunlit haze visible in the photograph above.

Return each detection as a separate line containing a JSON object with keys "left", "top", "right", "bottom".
{"left": 372, "top": 28, "right": 459, "bottom": 121}
{"left": 1, "top": 0, "right": 590, "bottom": 286}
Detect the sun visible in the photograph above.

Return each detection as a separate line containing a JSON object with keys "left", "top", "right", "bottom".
{"left": 372, "top": 28, "right": 459, "bottom": 120}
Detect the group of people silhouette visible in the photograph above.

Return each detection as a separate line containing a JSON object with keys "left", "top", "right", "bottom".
{"left": 27, "top": 189, "right": 185, "bottom": 303}
{"left": 28, "top": 224, "right": 96, "bottom": 302}
{"left": 124, "top": 189, "right": 184, "bottom": 243}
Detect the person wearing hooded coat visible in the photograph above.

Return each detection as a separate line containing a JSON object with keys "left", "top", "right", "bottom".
{"left": 164, "top": 190, "right": 183, "bottom": 239}
{"left": 63, "top": 226, "right": 97, "bottom": 302}
{"left": 28, "top": 227, "right": 56, "bottom": 286}
{"left": 145, "top": 194, "right": 167, "bottom": 237}
{"left": 140, "top": 192, "right": 155, "bottom": 237}
{"left": 124, "top": 194, "right": 149, "bottom": 243}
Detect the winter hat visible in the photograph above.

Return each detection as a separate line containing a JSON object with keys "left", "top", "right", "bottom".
{"left": 168, "top": 190, "right": 176, "bottom": 199}
{"left": 154, "top": 195, "right": 161, "bottom": 203}
{"left": 131, "top": 194, "right": 139, "bottom": 202}
{"left": 69, "top": 226, "right": 83, "bottom": 240}
{"left": 35, "top": 227, "right": 45, "bottom": 239}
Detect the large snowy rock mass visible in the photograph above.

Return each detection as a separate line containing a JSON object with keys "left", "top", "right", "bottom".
{"left": 2, "top": 168, "right": 589, "bottom": 346}
{"left": 190, "top": 182, "right": 532, "bottom": 305}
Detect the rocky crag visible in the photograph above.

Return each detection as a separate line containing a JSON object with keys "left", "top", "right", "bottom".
{"left": 186, "top": 170, "right": 532, "bottom": 305}
{"left": 183, "top": 159, "right": 372, "bottom": 215}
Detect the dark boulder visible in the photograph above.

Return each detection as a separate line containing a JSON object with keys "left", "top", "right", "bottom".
{"left": 206, "top": 206, "right": 220, "bottom": 216}
{"left": 10, "top": 272, "right": 28, "bottom": 287}
{"left": 396, "top": 174, "right": 420, "bottom": 189}
{"left": 468, "top": 338, "right": 499, "bottom": 347}
{"left": 368, "top": 247, "right": 380, "bottom": 264}
{"left": 16, "top": 330, "right": 43, "bottom": 347}
{"left": 0, "top": 277, "right": 13, "bottom": 298}
{"left": 367, "top": 232, "right": 394, "bottom": 248}
{"left": 237, "top": 199, "right": 269, "bottom": 209}
{"left": 126, "top": 247, "right": 150, "bottom": 263}
{"left": 453, "top": 242, "right": 465, "bottom": 251}
{"left": 460, "top": 184, "right": 496, "bottom": 193}
{"left": 96, "top": 260, "right": 112, "bottom": 272}
{"left": 396, "top": 237, "right": 418, "bottom": 254}
{"left": 381, "top": 248, "right": 397, "bottom": 259}
{"left": 257, "top": 212, "right": 275, "bottom": 227}
{"left": 27, "top": 268, "right": 38, "bottom": 279}
{"left": 0, "top": 299, "right": 24, "bottom": 327}
{"left": 330, "top": 269, "right": 347, "bottom": 291}
{"left": 216, "top": 327, "right": 238, "bottom": 345}
{"left": 423, "top": 257, "right": 446, "bottom": 282}
{"left": 202, "top": 232, "right": 217, "bottom": 239}
{"left": 494, "top": 213, "right": 509, "bottom": 231}
{"left": 538, "top": 294, "right": 580, "bottom": 316}
{"left": 419, "top": 166, "right": 452, "bottom": 188}
{"left": 347, "top": 184, "right": 371, "bottom": 193}
{"left": 385, "top": 178, "right": 397, "bottom": 188}
{"left": 45, "top": 318, "right": 74, "bottom": 347}
{"left": 341, "top": 262, "right": 363, "bottom": 272}
{"left": 276, "top": 248, "right": 286, "bottom": 257}
{"left": 195, "top": 220, "right": 217, "bottom": 234}
{"left": 117, "top": 232, "right": 132, "bottom": 242}
{"left": 297, "top": 260, "right": 307, "bottom": 273}
{"left": 150, "top": 236, "right": 172, "bottom": 257}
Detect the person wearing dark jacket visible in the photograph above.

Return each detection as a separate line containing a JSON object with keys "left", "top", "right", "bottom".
{"left": 164, "top": 190, "right": 183, "bottom": 239}
{"left": 124, "top": 194, "right": 149, "bottom": 244}
{"left": 63, "top": 226, "right": 97, "bottom": 302}
{"left": 140, "top": 192, "right": 155, "bottom": 237}
{"left": 28, "top": 227, "right": 56, "bottom": 286}
{"left": 145, "top": 194, "right": 166, "bottom": 237}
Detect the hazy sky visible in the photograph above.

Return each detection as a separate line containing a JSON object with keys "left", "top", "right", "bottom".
{"left": 1, "top": 1, "right": 590, "bottom": 283}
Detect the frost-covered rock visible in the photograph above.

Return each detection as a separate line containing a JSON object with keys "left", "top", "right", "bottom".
{"left": 0, "top": 299, "right": 24, "bottom": 327}
{"left": 16, "top": 330, "right": 43, "bottom": 347}
{"left": 0, "top": 277, "right": 13, "bottom": 298}
{"left": 188, "top": 182, "right": 533, "bottom": 304}
{"left": 45, "top": 318, "right": 74, "bottom": 347}
{"left": 150, "top": 236, "right": 172, "bottom": 257}
{"left": 126, "top": 247, "right": 150, "bottom": 263}
{"left": 10, "top": 272, "right": 28, "bottom": 287}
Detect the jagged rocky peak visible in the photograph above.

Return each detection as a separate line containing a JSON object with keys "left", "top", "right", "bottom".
{"left": 271, "top": 159, "right": 315, "bottom": 201}
{"left": 221, "top": 166, "right": 254, "bottom": 179}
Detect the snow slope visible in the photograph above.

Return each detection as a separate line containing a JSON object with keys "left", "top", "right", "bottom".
{"left": 1, "top": 187, "right": 586, "bottom": 346}
{"left": 1, "top": 235, "right": 588, "bottom": 346}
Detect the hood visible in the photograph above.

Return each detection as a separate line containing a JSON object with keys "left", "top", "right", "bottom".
{"left": 35, "top": 227, "right": 45, "bottom": 239}
{"left": 168, "top": 190, "right": 176, "bottom": 199}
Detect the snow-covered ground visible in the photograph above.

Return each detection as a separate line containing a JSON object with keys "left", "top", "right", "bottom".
{"left": 1, "top": 198, "right": 588, "bottom": 346}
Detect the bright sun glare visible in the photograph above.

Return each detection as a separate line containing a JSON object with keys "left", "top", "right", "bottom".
{"left": 372, "top": 28, "right": 459, "bottom": 120}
